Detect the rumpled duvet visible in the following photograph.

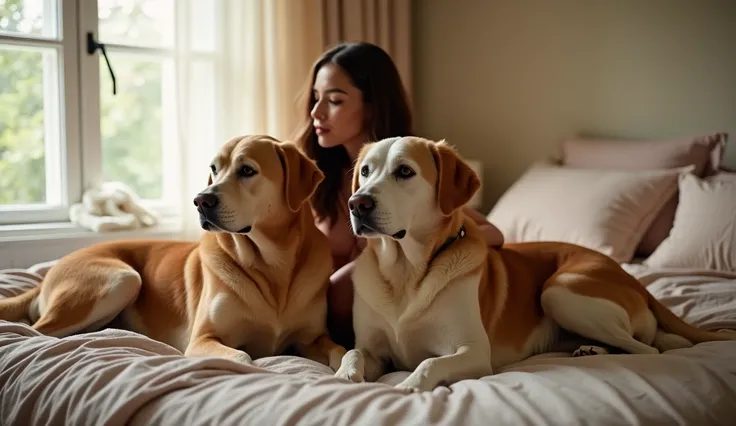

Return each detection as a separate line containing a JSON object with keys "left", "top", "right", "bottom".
{"left": 1, "top": 267, "right": 736, "bottom": 426}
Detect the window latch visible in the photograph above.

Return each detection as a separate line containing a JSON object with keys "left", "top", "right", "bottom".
{"left": 86, "top": 32, "right": 117, "bottom": 95}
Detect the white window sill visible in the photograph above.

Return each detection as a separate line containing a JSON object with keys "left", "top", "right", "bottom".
{"left": 0, "top": 217, "right": 185, "bottom": 270}
{"left": 0, "top": 217, "right": 183, "bottom": 242}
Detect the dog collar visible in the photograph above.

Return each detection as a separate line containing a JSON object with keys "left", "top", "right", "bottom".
{"left": 430, "top": 225, "right": 466, "bottom": 263}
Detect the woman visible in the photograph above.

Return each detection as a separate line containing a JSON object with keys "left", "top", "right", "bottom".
{"left": 295, "top": 41, "right": 504, "bottom": 349}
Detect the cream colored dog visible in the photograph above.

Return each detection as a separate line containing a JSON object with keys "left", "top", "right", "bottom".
{"left": 334, "top": 136, "right": 736, "bottom": 392}
{"left": 0, "top": 135, "right": 346, "bottom": 370}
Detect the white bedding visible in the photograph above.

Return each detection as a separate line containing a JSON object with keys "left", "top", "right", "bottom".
{"left": 2, "top": 267, "right": 736, "bottom": 426}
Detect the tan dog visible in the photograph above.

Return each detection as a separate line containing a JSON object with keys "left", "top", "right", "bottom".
{"left": 334, "top": 136, "right": 736, "bottom": 392}
{"left": 0, "top": 135, "right": 346, "bottom": 370}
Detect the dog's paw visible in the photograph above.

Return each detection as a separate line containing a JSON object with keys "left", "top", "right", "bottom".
{"left": 233, "top": 351, "right": 254, "bottom": 365}
{"left": 394, "top": 382, "right": 422, "bottom": 394}
{"left": 334, "top": 366, "right": 364, "bottom": 383}
{"left": 572, "top": 345, "right": 609, "bottom": 357}
{"left": 395, "top": 375, "right": 432, "bottom": 393}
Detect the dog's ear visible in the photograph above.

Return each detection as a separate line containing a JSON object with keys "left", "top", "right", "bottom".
{"left": 277, "top": 142, "right": 324, "bottom": 212}
{"left": 431, "top": 140, "right": 481, "bottom": 216}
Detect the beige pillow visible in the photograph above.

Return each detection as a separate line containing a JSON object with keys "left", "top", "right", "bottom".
{"left": 487, "top": 162, "right": 693, "bottom": 263}
{"left": 559, "top": 133, "right": 728, "bottom": 256}
{"left": 644, "top": 172, "right": 736, "bottom": 272}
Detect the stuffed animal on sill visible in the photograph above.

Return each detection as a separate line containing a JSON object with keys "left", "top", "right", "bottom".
{"left": 69, "top": 181, "right": 158, "bottom": 232}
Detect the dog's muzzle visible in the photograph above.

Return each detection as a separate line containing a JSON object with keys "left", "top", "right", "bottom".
{"left": 348, "top": 193, "right": 377, "bottom": 236}
{"left": 193, "top": 192, "right": 219, "bottom": 213}
{"left": 194, "top": 192, "right": 220, "bottom": 230}
{"left": 193, "top": 192, "right": 251, "bottom": 234}
{"left": 348, "top": 193, "right": 375, "bottom": 219}
{"left": 348, "top": 193, "right": 406, "bottom": 239}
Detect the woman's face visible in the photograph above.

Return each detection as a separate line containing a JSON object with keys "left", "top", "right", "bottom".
{"left": 310, "top": 63, "right": 367, "bottom": 155}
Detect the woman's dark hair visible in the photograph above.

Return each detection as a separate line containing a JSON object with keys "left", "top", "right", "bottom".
{"left": 295, "top": 41, "right": 413, "bottom": 226}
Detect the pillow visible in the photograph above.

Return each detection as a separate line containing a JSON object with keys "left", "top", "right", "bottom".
{"left": 644, "top": 172, "right": 736, "bottom": 272}
{"left": 487, "top": 162, "right": 694, "bottom": 263}
{"left": 559, "top": 133, "right": 728, "bottom": 256}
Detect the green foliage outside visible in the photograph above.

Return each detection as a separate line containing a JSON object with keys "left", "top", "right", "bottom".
{"left": 100, "top": 53, "right": 163, "bottom": 200}
{"left": 0, "top": 0, "right": 164, "bottom": 206}
{"left": 0, "top": 0, "right": 46, "bottom": 204}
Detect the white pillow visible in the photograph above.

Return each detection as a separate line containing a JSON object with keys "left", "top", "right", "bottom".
{"left": 487, "top": 162, "right": 693, "bottom": 263}
{"left": 644, "top": 172, "right": 736, "bottom": 272}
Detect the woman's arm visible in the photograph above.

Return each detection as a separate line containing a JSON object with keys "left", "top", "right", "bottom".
{"left": 462, "top": 206, "right": 504, "bottom": 248}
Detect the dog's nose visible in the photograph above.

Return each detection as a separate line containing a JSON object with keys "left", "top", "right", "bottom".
{"left": 193, "top": 192, "right": 219, "bottom": 210}
{"left": 348, "top": 194, "right": 376, "bottom": 218}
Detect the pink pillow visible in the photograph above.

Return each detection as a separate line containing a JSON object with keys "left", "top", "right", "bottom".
{"left": 560, "top": 133, "right": 728, "bottom": 256}
{"left": 487, "top": 162, "right": 691, "bottom": 263}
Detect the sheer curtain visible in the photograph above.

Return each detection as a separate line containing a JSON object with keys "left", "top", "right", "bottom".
{"left": 175, "top": 0, "right": 412, "bottom": 240}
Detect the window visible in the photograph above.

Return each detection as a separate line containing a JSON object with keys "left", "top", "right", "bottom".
{"left": 0, "top": 0, "right": 220, "bottom": 228}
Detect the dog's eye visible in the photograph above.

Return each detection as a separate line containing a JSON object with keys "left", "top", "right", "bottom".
{"left": 239, "top": 165, "right": 257, "bottom": 178}
{"left": 210, "top": 164, "right": 216, "bottom": 175}
{"left": 396, "top": 165, "right": 416, "bottom": 179}
{"left": 360, "top": 165, "right": 369, "bottom": 177}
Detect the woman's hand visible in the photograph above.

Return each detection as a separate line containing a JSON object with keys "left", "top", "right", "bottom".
{"left": 462, "top": 206, "right": 504, "bottom": 248}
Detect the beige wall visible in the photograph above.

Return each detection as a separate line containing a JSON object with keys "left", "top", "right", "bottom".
{"left": 412, "top": 0, "right": 736, "bottom": 213}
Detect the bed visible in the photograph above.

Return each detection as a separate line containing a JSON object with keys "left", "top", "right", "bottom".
{"left": 2, "top": 133, "right": 736, "bottom": 425}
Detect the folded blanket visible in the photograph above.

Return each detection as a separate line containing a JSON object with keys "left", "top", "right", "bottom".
{"left": 69, "top": 182, "right": 158, "bottom": 232}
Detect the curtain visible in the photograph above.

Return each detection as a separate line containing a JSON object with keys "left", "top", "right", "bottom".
{"left": 176, "top": 0, "right": 413, "bottom": 240}
{"left": 321, "top": 0, "right": 413, "bottom": 100}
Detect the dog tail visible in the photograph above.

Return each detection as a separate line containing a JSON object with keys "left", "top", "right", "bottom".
{"left": 0, "top": 286, "right": 40, "bottom": 322}
{"left": 647, "top": 291, "right": 736, "bottom": 344}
